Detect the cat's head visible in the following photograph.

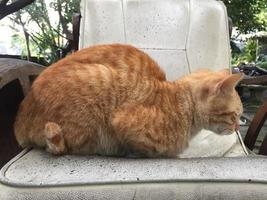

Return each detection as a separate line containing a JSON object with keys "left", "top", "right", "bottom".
{"left": 185, "top": 69, "right": 244, "bottom": 135}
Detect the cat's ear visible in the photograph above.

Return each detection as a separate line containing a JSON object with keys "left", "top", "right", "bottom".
{"left": 215, "top": 73, "right": 244, "bottom": 94}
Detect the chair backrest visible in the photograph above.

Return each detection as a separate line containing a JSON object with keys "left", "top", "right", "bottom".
{"left": 79, "top": 0, "right": 231, "bottom": 81}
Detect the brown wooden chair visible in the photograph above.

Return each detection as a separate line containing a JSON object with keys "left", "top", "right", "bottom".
{"left": 0, "top": 59, "right": 44, "bottom": 168}
{"left": 244, "top": 100, "right": 267, "bottom": 155}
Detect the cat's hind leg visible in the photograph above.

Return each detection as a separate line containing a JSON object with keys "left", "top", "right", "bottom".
{"left": 44, "top": 122, "right": 66, "bottom": 155}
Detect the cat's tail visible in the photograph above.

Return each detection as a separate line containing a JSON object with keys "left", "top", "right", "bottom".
{"left": 44, "top": 122, "right": 67, "bottom": 155}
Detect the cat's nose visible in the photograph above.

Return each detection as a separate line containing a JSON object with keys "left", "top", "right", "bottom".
{"left": 235, "top": 121, "right": 240, "bottom": 131}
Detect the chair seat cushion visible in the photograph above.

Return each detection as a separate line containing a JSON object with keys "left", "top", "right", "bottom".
{"left": 0, "top": 147, "right": 264, "bottom": 187}
{"left": 0, "top": 130, "right": 247, "bottom": 187}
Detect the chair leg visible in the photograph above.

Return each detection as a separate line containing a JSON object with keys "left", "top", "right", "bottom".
{"left": 259, "top": 134, "right": 267, "bottom": 155}
{"left": 244, "top": 101, "right": 267, "bottom": 151}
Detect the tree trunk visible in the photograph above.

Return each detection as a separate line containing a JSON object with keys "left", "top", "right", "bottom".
{"left": 23, "top": 28, "right": 31, "bottom": 60}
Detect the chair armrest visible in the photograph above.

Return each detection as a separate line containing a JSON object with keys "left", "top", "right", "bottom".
{"left": 244, "top": 101, "right": 267, "bottom": 154}
{"left": 0, "top": 58, "right": 45, "bottom": 168}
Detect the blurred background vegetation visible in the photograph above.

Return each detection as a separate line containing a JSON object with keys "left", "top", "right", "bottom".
{"left": 10, "top": 0, "right": 80, "bottom": 64}
{"left": 222, "top": 0, "right": 267, "bottom": 69}
{"left": 0, "top": 0, "right": 267, "bottom": 67}
{"left": 0, "top": 0, "right": 80, "bottom": 65}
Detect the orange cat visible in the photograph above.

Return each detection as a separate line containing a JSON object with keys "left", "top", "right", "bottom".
{"left": 14, "top": 44, "right": 243, "bottom": 157}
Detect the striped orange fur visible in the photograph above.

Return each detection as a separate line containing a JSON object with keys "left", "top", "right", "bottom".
{"left": 14, "top": 44, "right": 243, "bottom": 157}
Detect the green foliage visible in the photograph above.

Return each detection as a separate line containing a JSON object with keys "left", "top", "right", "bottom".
{"left": 231, "top": 39, "right": 257, "bottom": 65}
{"left": 50, "top": 0, "right": 80, "bottom": 25}
{"left": 223, "top": 0, "right": 267, "bottom": 34}
{"left": 256, "top": 55, "right": 267, "bottom": 70}
{"left": 10, "top": 0, "right": 80, "bottom": 65}
{"left": 243, "top": 39, "right": 257, "bottom": 62}
{"left": 224, "top": 0, "right": 267, "bottom": 65}
{"left": 257, "top": 61, "right": 267, "bottom": 70}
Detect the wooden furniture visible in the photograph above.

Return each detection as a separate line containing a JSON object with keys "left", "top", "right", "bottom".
{"left": 0, "top": 58, "right": 44, "bottom": 168}
{"left": 239, "top": 75, "right": 267, "bottom": 85}
{"left": 244, "top": 100, "right": 267, "bottom": 155}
